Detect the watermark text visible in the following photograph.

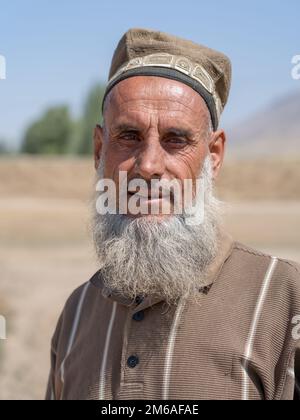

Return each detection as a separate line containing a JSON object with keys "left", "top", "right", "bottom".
{"left": 292, "top": 315, "right": 300, "bottom": 340}
{"left": 0, "top": 55, "right": 6, "bottom": 80}
{"left": 96, "top": 172, "right": 206, "bottom": 226}
{"left": 291, "top": 55, "right": 300, "bottom": 80}
{"left": 0, "top": 315, "right": 6, "bottom": 340}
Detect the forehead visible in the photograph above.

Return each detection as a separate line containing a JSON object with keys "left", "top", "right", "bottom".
{"left": 104, "top": 76, "right": 209, "bottom": 125}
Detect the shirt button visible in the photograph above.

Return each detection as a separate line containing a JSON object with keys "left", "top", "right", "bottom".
{"left": 127, "top": 355, "right": 139, "bottom": 368}
{"left": 132, "top": 311, "right": 144, "bottom": 321}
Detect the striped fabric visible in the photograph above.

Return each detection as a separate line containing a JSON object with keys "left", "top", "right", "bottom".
{"left": 46, "top": 234, "right": 300, "bottom": 400}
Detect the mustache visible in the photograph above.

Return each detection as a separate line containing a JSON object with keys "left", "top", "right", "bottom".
{"left": 124, "top": 176, "right": 185, "bottom": 202}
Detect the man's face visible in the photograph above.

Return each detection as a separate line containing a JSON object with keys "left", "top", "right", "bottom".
{"left": 92, "top": 76, "right": 226, "bottom": 301}
{"left": 94, "top": 76, "right": 225, "bottom": 218}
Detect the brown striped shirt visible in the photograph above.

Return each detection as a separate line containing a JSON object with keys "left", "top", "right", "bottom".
{"left": 46, "top": 232, "right": 300, "bottom": 400}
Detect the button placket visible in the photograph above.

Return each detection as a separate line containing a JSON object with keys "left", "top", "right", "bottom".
{"left": 119, "top": 310, "right": 134, "bottom": 384}
{"left": 120, "top": 305, "right": 149, "bottom": 385}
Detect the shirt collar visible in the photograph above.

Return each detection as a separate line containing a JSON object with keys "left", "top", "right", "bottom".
{"left": 90, "top": 229, "right": 234, "bottom": 310}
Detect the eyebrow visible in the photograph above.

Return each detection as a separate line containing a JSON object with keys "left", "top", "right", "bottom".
{"left": 110, "top": 123, "right": 194, "bottom": 139}
{"left": 163, "top": 127, "right": 193, "bottom": 138}
{"left": 111, "top": 123, "right": 140, "bottom": 133}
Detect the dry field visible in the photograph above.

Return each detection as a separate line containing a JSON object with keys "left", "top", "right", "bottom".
{"left": 0, "top": 156, "right": 300, "bottom": 399}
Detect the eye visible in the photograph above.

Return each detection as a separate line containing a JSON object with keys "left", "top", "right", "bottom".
{"left": 165, "top": 137, "right": 187, "bottom": 147}
{"left": 169, "top": 138, "right": 185, "bottom": 143}
{"left": 119, "top": 132, "right": 140, "bottom": 142}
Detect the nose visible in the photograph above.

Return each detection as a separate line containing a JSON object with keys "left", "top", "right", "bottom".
{"left": 135, "top": 139, "right": 166, "bottom": 181}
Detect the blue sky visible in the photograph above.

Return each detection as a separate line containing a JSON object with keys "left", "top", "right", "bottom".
{"left": 0, "top": 0, "right": 299, "bottom": 147}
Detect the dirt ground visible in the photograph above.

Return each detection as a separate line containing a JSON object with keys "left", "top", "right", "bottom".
{"left": 0, "top": 157, "right": 299, "bottom": 400}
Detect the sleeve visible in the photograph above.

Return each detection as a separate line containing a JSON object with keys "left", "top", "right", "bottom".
{"left": 45, "top": 312, "right": 64, "bottom": 400}
{"left": 45, "top": 341, "right": 57, "bottom": 400}
{"left": 294, "top": 345, "right": 300, "bottom": 400}
{"left": 293, "top": 263, "right": 300, "bottom": 400}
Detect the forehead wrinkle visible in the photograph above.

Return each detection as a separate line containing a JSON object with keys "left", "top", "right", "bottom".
{"left": 117, "top": 98, "right": 203, "bottom": 114}
{"left": 109, "top": 100, "right": 208, "bottom": 132}
{"left": 112, "top": 106, "right": 191, "bottom": 124}
{"left": 106, "top": 77, "right": 209, "bottom": 116}
{"left": 104, "top": 80, "right": 211, "bottom": 137}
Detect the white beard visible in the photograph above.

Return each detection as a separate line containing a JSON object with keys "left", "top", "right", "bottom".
{"left": 91, "top": 156, "right": 224, "bottom": 306}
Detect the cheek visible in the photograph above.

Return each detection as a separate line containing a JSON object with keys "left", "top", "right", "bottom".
{"left": 104, "top": 147, "right": 135, "bottom": 182}
{"left": 167, "top": 147, "right": 206, "bottom": 181}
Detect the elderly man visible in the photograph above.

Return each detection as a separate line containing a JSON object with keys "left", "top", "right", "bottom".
{"left": 46, "top": 28, "right": 300, "bottom": 400}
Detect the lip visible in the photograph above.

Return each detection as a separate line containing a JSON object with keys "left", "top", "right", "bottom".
{"left": 128, "top": 192, "right": 167, "bottom": 200}
{"left": 127, "top": 192, "right": 172, "bottom": 206}
{"left": 127, "top": 191, "right": 170, "bottom": 200}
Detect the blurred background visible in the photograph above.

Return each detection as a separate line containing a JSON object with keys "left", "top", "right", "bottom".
{"left": 0, "top": 0, "right": 299, "bottom": 399}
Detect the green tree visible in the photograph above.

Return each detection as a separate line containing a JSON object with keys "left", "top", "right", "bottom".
{"left": 0, "top": 140, "right": 9, "bottom": 154}
{"left": 73, "top": 84, "right": 105, "bottom": 155}
{"left": 21, "top": 106, "right": 73, "bottom": 154}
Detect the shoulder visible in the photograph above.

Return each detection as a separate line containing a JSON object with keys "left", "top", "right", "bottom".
{"left": 52, "top": 271, "right": 103, "bottom": 345}
{"left": 230, "top": 241, "right": 300, "bottom": 292}
{"left": 226, "top": 242, "right": 300, "bottom": 346}
{"left": 233, "top": 241, "right": 300, "bottom": 271}
{"left": 63, "top": 270, "right": 103, "bottom": 315}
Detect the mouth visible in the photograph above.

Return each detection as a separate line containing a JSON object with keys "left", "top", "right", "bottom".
{"left": 127, "top": 190, "right": 171, "bottom": 201}
{"left": 124, "top": 189, "right": 175, "bottom": 218}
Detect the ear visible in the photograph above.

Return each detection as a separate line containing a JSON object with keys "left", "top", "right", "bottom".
{"left": 94, "top": 124, "right": 104, "bottom": 170}
{"left": 208, "top": 129, "right": 226, "bottom": 180}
